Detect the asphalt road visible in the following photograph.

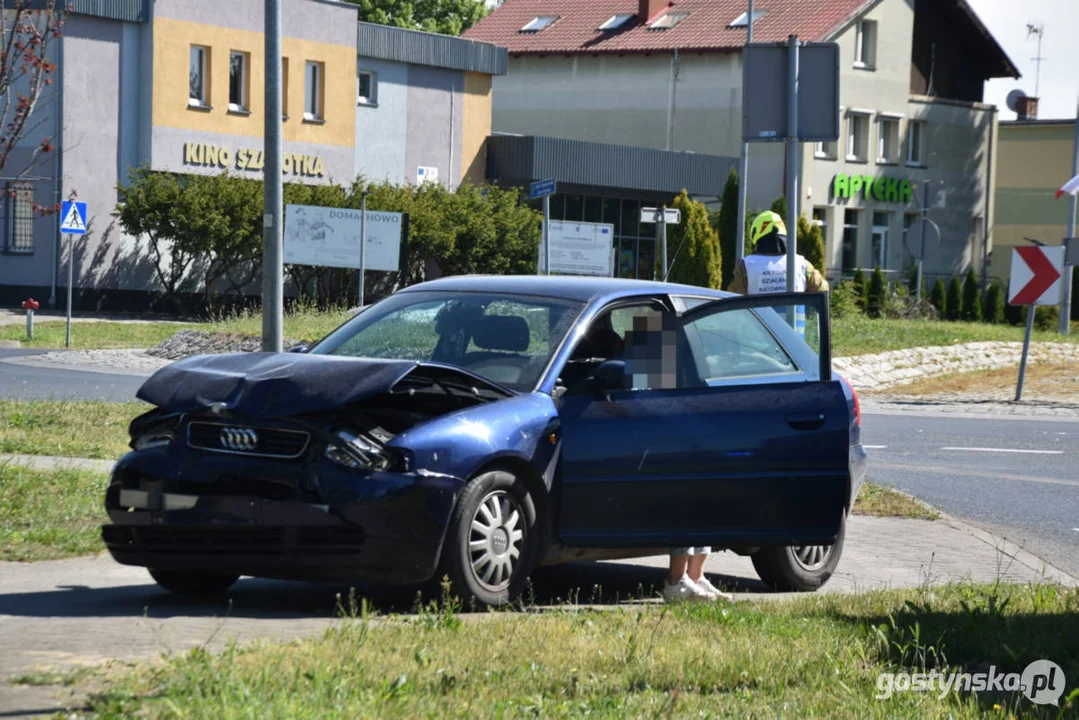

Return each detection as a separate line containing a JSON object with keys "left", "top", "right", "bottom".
{"left": 0, "top": 350, "right": 146, "bottom": 402}
{"left": 862, "top": 410, "right": 1079, "bottom": 578}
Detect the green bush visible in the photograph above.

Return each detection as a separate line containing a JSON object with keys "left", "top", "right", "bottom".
{"left": 829, "top": 280, "right": 863, "bottom": 319}
{"left": 795, "top": 215, "right": 826, "bottom": 273}
{"left": 851, "top": 268, "right": 867, "bottom": 313}
{"left": 661, "top": 190, "right": 722, "bottom": 289}
{"left": 867, "top": 267, "right": 887, "bottom": 318}
{"left": 960, "top": 270, "right": 982, "bottom": 321}
{"left": 770, "top": 195, "right": 788, "bottom": 221}
{"left": 716, "top": 169, "right": 740, "bottom": 290}
{"left": 1021, "top": 305, "right": 1060, "bottom": 332}
{"left": 929, "top": 278, "right": 947, "bottom": 317}
{"left": 983, "top": 283, "right": 1004, "bottom": 324}
{"left": 945, "top": 276, "right": 962, "bottom": 321}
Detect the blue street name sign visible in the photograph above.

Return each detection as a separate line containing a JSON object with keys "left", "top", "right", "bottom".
{"left": 529, "top": 178, "right": 557, "bottom": 200}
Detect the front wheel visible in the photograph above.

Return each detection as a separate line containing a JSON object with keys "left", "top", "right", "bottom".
{"left": 149, "top": 569, "right": 240, "bottom": 596}
{"left": 439, "top": 469, "right": 539, "bottom": 609}
{"left": 751, "top": 516, "right": 846, "bottom": 592}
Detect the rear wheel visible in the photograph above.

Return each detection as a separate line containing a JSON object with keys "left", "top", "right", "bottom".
{"left": 751, "top": 515, "right": 846, "bottom": 592}
{"left": 149, "top": 569, "right": 240, "bottom": 596}
{"left": 440, "top": 469, "right": 539, "bottom": 609}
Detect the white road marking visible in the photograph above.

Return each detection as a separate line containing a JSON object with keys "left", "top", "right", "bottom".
{"left": 863, "top": 445, "right": 888, "bottom": 449}
{"left": 940, "top": 447, "right": 1064, "bottom": 455}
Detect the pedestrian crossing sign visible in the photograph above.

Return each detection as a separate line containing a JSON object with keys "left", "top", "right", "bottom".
{"left": 60, "top": 200, "right": 87, "bottom": 235}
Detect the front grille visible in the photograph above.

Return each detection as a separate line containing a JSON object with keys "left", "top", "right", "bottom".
{"left": 187, "top": 421, "right": 310, "bottom": 459}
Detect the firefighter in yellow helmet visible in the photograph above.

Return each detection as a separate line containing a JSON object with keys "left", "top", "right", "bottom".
{"left": 727, "top": 211, "right": 829, "bottom": 295}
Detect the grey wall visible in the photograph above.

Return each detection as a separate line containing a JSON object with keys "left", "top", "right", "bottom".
{"left": 355, "top": 57, "right": 408, "bottom": 184}
{"left": 155, "top": 0, "right": 356, "bottom": 47}
{"left": 405, "top": 65, "right": 463, "bottom": 189}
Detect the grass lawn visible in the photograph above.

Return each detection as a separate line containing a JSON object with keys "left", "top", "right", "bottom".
{"left": 0, "top": 399, "right": 146, "bottom": 460}
{"left": 0, "top": 321, "right": 197, "bottom": 350}
{"left": 49, "top": 582, "right": 1078, "bottom": 718}
{"left": 0, "top": 464, "right": 108, "bottom": 561}
{"left": 853, "top": 482, "right": 938, "bottom": 520}
{"left": 831, "top": 315, "right": 1079, "bottom": 357}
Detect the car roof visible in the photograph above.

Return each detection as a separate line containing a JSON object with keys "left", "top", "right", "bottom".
{"left": 397, "top": 275, "right": 735, "bottom": 305}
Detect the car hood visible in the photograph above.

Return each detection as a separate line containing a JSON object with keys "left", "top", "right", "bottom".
{"left": 136, "top": 353, "right": 509, "bottom": 418}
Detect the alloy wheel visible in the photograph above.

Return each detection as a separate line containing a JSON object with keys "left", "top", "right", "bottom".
{"left": 791, "top": 544, "right": 833, "bottom": 572}
{"left": 468, "top": 490, "right": 526, "bottom": 592}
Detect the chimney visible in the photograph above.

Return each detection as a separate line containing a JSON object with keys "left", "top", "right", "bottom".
{"left": 1016, "top": 96, "right": 1039, "bottom": 120}
{"left": 639, "top": 0, "right": 669, "bottom": 23}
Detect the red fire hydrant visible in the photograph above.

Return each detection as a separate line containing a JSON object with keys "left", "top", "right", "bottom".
{"left": 21, "top": 298, "right": 39, "bottom": 340}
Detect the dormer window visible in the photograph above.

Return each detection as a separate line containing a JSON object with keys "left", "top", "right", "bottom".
{"left": 521, "top": 16, "right": 558, "bottom": 33}
{"left": 728, "top": 10, "right": 766, "bottom": 28}
{"left": 649, "top": 11, "right": 688, "bottom": 30}
{"left": 598, "top": 14, "right": 634, "bottom": 31}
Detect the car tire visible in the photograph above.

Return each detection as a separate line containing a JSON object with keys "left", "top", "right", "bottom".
{"left": 149, "top": 569, "right": 240, "bottom": 596}
{"left": 440, "top": 469, "right": 539, "bottom": 609}
{"left": 751, "top": 515, "right": 846, "bottom": 592}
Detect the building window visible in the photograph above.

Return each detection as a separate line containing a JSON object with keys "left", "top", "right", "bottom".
{"left": 649, "top": 12, "right": 688, "bottom": 30}
{"left": 6, "top": 182, "right": 34, "bottom": 253}
{"left": 229, "top": 51, "right": 249, "bottom": 113}
{"left": 598, "top": 14, "right": 634, "bottom": 31}
{"left": 877, "top": 117, "right": 899, "bottom": 164}
{"left": 520, "top": 16, "right": 557, "bottom": 33}
{"left": 728, "top": 10, "right": 765, "bottom": 28}
{"left": 815, "top": 140, "right": 837, "bottom": 159}
{"left": 854, "top": 20, "right": 876, "bottom": 69}
{"left": 871, "top": 211, "right": 890, "bottom": 269}
{"left": 842, "top": 209, "right": 859, "bottom": 271}
{"left": 189, "top": 45, "right": 209, "bottom": 107}
{"left": 304, "top": 61, "right": 323, "bottom": 121}
{"left": 358, "top": 70, "right": 377, "bottom": 106}
{"left": 907, "top": 120, "right": 926, "bottom": 166}
{"left": 846, "top": 112, "right": 870, "bottom": 162}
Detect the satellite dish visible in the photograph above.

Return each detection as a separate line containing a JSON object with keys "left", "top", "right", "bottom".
{"left": 1006, "top": 89, "right": 1027, "bottom": 113}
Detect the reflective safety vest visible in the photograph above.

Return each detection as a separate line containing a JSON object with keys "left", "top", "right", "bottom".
{"left": 743, "top": 254, "right": 807, "bottom": 336}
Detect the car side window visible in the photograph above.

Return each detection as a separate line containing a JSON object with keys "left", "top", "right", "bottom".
{"left": 681, "top": 307, "right": 798, "bottom": 384}
{"left": 561, "top": 301, "right": 669, "bottom": 392}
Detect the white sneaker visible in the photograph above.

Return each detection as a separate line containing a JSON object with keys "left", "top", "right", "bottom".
{"left": 663, "top": 574, "right": 712, "bottom": 603}
{"left": 695, "top": 575, "right": 734, "bottom": 601}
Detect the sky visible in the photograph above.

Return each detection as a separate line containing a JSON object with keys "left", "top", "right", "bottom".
{"left": 944, "top": 0, "right": 1076, "bottom": 120}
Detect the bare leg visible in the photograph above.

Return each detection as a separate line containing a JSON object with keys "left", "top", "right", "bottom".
{"left": 667, "top": 554, "right": 688, "bottom": 585}
{"left": 687, "top": 554, "right": 707, "bottom": 582}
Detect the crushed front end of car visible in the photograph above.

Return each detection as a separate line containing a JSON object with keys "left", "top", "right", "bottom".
{"left": 102, "top": 352, "right": 511, "bottom": 585}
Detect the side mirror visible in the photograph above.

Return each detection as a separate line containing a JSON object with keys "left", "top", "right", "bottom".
{"left": 590, "top": 359, "right": 627, "bottom": 395}
{"left": 287, "top": 345, "right": 309, "bottom": 354}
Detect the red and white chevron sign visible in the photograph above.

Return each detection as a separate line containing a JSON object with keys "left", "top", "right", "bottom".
{"left": 1008, "top": 246, "right": 1064, "bottom": 306}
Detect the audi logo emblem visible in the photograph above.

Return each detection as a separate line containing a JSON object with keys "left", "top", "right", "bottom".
{"left": 219, "top": 427, "right": 259, "bottom": 452}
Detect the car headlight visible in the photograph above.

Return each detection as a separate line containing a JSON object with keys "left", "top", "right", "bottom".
{"left": 132, "top": 432, "right": 174, "bottom": 450}
{"left": 325, "top": 429, "right": 390, "bottom": 471}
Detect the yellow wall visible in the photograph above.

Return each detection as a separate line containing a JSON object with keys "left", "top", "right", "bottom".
{"left": 153, "top": 17, "right": 355, "bottom": 148}
{"left": 460, "top": 72, "right": 492, "bottom": 186}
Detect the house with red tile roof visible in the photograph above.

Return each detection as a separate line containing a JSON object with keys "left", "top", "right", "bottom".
{"left": 466, "top": 0, "right": 1019, "bottom": 284}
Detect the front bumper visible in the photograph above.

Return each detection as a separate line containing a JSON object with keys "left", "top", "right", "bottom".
{"left": 102, "top": 450, "right": 460, "bottom": 585}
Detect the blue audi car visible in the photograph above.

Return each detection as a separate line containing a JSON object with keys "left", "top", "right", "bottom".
{"left": 103, "top": 276, "right": 867, "bottom": 607}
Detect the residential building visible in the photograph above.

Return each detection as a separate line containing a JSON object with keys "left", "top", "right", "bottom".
{"left": 465, "top": 0, "right": 1020, "bottom": 283}
{"left": 0, "top": 0, "right": 505, "bottom": 308}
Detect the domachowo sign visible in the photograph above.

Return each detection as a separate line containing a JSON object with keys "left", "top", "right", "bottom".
{"left": 833, "top": 173, "right": 913, "bottom": 203}
{"left": 183, "top": 142, "right": 326, "bottom": 178}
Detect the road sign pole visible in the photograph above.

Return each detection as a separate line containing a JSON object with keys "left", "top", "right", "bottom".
{"left": 1016, "top": 303, "right": 1035, "bottom": 401}
{"left": 660, "top": 206, "right": 668, "bottom": 282}
{"left": 65, "top": 233, "right": 73, "bottom": 348}
{"left": 359, "top": 190, "right": 368, "bottom": 308}
{"left": 785, "top": 34, "right": 799, "bottom": 294}
{"left": 542, "top": 195, "right": 551, "bottom": 276}
{"left": 734, "top": 0, "right": 754, "bottom": 271}
{"left": 917, "top": 181, "right": 928, "bottom": 305}
{"left": 261, "top": 0, "right": 284, "bottom": 353}
{"left": 1060, "top": 93, "right": 1078, "bottom": 335}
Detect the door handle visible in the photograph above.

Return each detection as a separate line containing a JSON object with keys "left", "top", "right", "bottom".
{"left": 786, "top": 412, "right": 825, "bottom": 431}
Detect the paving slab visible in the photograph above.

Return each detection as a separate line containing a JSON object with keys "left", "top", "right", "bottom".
{"left": 1, "top": 513, "right": 1074, "bottom": 718}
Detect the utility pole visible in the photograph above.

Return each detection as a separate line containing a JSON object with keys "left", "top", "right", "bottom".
{"left": 785, "top": 34, "right": 799, "bottom": 293}
{"left": 359, "top": 190, "right": 368, "bottom": 308}
{"left": 735, "top": 0, "right": 754, "bottom": 271}
{"left": 917, "top": 181, "right": 929, "bottom": 305}
{"left": 261, "top": 0, "right": 284, "bottom": 352}
{"left": 1060, "top": 93, "right": 1078, "bottom": 335}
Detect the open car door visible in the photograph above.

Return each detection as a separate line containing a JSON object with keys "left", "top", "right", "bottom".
{"left": 556, "top": 292, "right": 850, "bottom": 549}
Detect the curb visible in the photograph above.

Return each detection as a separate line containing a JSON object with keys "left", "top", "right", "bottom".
{"left": 0, "top": 454, "right": 115, "bottom": 474}
{"left": 0, "top": 340, "right": 21, "bottom": 349}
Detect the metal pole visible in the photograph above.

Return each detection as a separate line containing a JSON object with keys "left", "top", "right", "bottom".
{"left": 734, "top": 0, "right": 754, "bottom": 271}
{"left": 261, "top": 0, "right": 284, "bottom": 353}
{"left": 917, "top": 181, "right": 928, "bottom": 304}
{"left": 543, "top": 195, "right": 551, "bottom": 275}
{"left": 1059, "top": 94, "right": 1078, "bottom": 335}
{"left": 1016, "top": 304, "right": 1035, "bottom": 401}
{"left": 65, "top": 234, "right": 73, "bottom": 347}
{"left": 785, "top": 34, "right": 799, "bottom": 293}
{"left": 660, "top": 206, "right": 668, "bottom": 281}
{"left": 359, "top": 190, "right": 368, "bottom": 308}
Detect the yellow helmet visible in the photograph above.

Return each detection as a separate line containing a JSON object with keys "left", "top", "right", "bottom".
{"left": 750, "top": 211, "right": 787, "bottom": 246}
